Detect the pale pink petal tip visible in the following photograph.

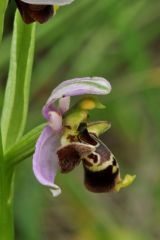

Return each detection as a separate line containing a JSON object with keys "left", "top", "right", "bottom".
{"left": 50, "top": 187, "right": 62, "bottom": 197}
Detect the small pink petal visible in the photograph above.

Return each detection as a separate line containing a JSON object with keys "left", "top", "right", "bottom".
{"left": 48, "top": 111, "right": 62, "bottom": 131}
{"left": 59, "top": 96, "right": 70, "bottom": 114}
{"left": 42, "top": 104, "right": 57, "bottom": 120}
{"left": 33, "top": 126, "right": 61, "bottom": 197}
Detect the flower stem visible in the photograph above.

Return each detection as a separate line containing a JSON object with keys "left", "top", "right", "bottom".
{"left": 0, "top": 163, "right": 14, "bottom": 240}
{"left": 0, "top": 0, "right": 9, "bottom": 43}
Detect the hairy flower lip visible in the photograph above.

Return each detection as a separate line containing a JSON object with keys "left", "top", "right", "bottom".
{"left": 57, "top": 142, "right": 96, "bottom": 173}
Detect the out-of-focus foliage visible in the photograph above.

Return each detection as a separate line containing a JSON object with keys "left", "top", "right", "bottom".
{"left": 0, "top": 0, "right": 160, "bottom": 239}
{"left": 1, "top": 11, "right": 35, "bottom": 152}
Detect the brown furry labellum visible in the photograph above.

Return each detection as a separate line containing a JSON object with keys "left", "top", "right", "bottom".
{"left": 78, "top": 123, "right": 120, "bottom": 192}
{"left": 15, "top": 0, "right": 54, "bottom": 24}
{"left": 57, "top": 122, "right": 121, "bottom": 193}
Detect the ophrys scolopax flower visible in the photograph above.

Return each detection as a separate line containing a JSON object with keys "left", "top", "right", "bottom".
{"left": 33, "top": 77, "right": 135, "bottom": 196}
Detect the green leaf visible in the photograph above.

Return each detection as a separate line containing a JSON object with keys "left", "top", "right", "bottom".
{"left": 0, "top": 130, "right": 3, "bottom": 162}
{"left": 0, "top": 0, "right": 9, "bottom": 44}
{"left": 5, "top": 124, "right": 45, "bottom": 167}
{"left": 1, "top": 11, "right": 36, "bottom": 152}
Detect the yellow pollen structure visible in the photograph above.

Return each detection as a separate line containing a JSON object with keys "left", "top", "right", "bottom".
{"left": 80, "top": 99, "right": 96, "bottom": 110}
{"left": 54, "top": 5, "right": 59, "bottom": 13}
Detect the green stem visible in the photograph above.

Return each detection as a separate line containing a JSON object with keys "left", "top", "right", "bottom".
{"left": 0, "top": 163, "right": 14, "bottom": 239}
{"left": 0, "top": 0, "right": 9, "bottom": 43}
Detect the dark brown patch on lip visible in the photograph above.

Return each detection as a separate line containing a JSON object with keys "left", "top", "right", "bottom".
{"left": 57, "top": 143, "right": 94, "bottom": 173}
{"left": 82, "top": 158, "right": 93, "bottom": 167}
{"left": 88, "top": 153, "right": 98, "bottom": 163}
{"left": 57, "top": 145, "right": 81, "bottom": 173}
{"left": 83, "top": 165, "right": 119, "bottom": 193}
{"left": 113, "top": 157, "right": 117, "bottom": 166}
{"left": 15, "top": 0, "right": 54, "bottom": 24}
{"left": 94, "top": 143, "right": 111, "bottom": 164}
{"left": 78, "top": 123, "right": 98, "bottom": 146}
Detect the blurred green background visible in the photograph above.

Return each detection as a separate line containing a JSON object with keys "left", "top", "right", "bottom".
{"left": 0, "top": 0, "right": 160, "bottom": 239}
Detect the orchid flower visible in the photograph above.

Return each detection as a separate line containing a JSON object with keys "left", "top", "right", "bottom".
{"left": 33, "top": 77, "right": 136, "bottom": 197}
{"left": 16, "top": 0, "right": 74, "bottom": 24}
